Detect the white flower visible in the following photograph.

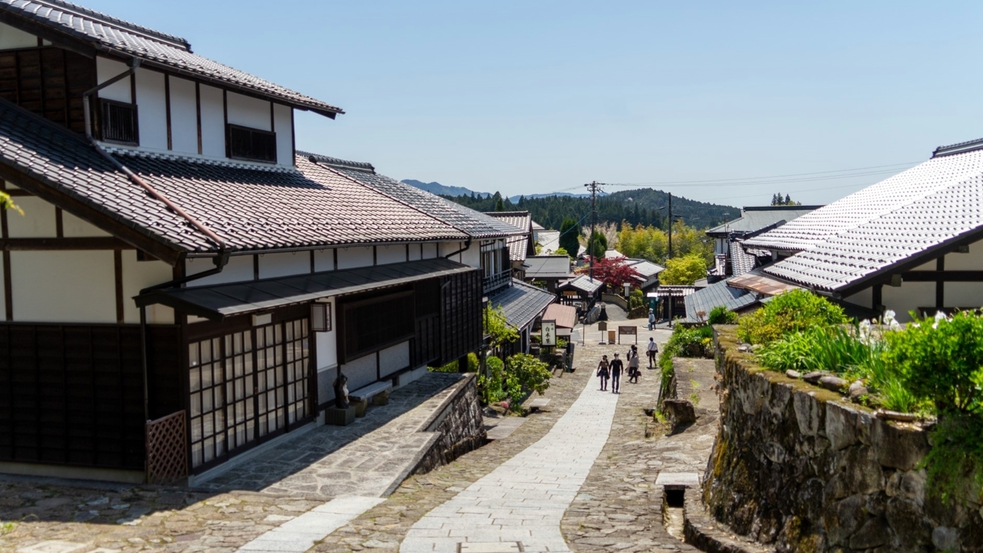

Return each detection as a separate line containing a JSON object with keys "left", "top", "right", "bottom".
{"left": 883, "top": 310, "right": 896, "bottom": 326}
{"left": 933, "top": 310, "right": 947, "bottom": 329}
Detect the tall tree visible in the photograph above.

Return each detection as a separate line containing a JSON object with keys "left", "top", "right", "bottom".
{"left": 587, "top": 230, "right": 607, "bottom": 258}
{"left": 558, "top": 218, "right": 581, "bottom": 259}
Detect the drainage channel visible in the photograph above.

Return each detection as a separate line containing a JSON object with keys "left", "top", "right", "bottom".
{"left": 663, "top": 486, "right": 687, "bottom": 542}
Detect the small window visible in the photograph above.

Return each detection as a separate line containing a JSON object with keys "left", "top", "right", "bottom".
{"left": 227, "top": 124, "right": 277, "bottom": 163}
{"left": 99, "top": 98, "right": 139, "bottom": 144}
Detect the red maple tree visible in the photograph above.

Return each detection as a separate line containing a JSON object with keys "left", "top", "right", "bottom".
{"left": 576, "top": 256, "right": 642, "bottom": 292}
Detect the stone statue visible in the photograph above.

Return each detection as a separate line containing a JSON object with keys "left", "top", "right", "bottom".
{"left": 333, "top": 371, "right": 349, "bottom": 409}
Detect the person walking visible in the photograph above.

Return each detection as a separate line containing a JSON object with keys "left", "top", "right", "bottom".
{"left": 609, "top": 352, "right": 624, "bottom": 394}
{"left": 596, "top": 355, "right": 610, "bottom": 391}
{"left": 647, "top": 337, "right": 659, "bottom": 369}
{"left": 628, "top": 345, "right": 640, "bottom": 383}
{"left": 648, "top": 308, "right": 656, "bottom": 330}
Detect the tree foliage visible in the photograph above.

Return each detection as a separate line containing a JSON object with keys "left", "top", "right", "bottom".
{"left": 577, "top": 255, "right": 641, "bottom": 292}
{"left": 587, "top": 229, "right": 607, "bottom": 258}
{"left": 616, "top": 222, "right": 712, "bottom": 266}
{"left": 771, "top": 193, "right": 801, "bottom": 206}
{"left": 736, "top": 289, "right": 848, "bottom": 345}
{"left": 659, "top": 254, "right": 707, "bottom": 285}
{"left": 558, "top": 218, "right": 581, "bottom": 259}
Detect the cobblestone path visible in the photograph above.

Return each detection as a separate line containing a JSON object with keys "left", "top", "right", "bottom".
{"left": 400, "top": 357, "right": 619, "bottom": 553}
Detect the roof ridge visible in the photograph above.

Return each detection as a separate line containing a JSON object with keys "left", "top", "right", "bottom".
{"left": 300, "top": 150, "right": 375, "bottom": 173}
{"left": 932, "top": 136, "right": 983, "bottom": 158}
{"left": 13, "top": 0, "right": 191, "bottom": 50}
{"left": 104, "top": 146, "right": 300, "bottom": 173}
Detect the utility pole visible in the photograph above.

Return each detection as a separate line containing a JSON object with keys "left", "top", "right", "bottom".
{"left": 667, "top": 192, "right": 673, "bottom": 260}
{"left": 584, "top": 181, "right": 600, "bottom": 281}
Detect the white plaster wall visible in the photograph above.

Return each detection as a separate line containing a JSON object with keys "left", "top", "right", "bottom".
{"left": 379, "top": 341, "right": 410, "bottom": 378}
{"left": 120, "top": 250, "right": 174, "bottom": 324}
{"left": 226, "top": 91, "right": 270, "bottom": 131}
{"left": 313, "top": 249, "right": 335, "bottom": 272}
{"left": 96, "top": 57, "right": 131, "bottom": 103}
{"left": 422, "top": 243, "right": 438, "bottom": 259}
{"left": 461, "top": 243, "right": 481, "bottom": 268}
{"left": 844, "top": 287, "right": 873, "bottom": 311}
{"left": 6, "top": 196, "right": 55, "bottom": 237}
{"left": 317, "top": 365, "right": 338, "bottom": 408}
{"left": 944, "top": 282, "right": 983, "bottom": 310}
{"left": 135, "top": 68, "right": 167, "bottom": 150}
{"left": 408, "top": 244, "right": 422, "bottom": 262}
{"left": 169, "top": 76, "right": 198, "bottom": 155}
{"left": 273, "top": 103, "right": 293, "bottom": 167}
{"left": 0, "top": 22, "right": 37, "bottom": 49}
{"left": 882, "top": 282, "right": 935, "bottom": 323}
{"left": 186, "top": 255, "right": 253, "bottom": 286}
{"left": 314, "top": 301, "right": 337, "bottom": 369}
{"left": 340, "top": 353, "right": 377, "bottom": 392}
{"left": 62, "top": 211, "right": 111, "bottom": 237}
{"left": 943, "top": 240, "right": 983, "bottom": 270}
{"left": 376, "top": 245, "right": 406, "bottom": 265}
{"left": 198, "top": 84, "right": 225, "bottom": 158}
{"left": 911, "top": 259, "right": 936, "bottom": 271}
{"left": 10, "top": 251, "right": 115, "bottom": 323}
{"left": 336, "top": 247, "right": 373, "bottom": 270}
{"left": 258, "top": 251, "right": 309, "bottom": 279}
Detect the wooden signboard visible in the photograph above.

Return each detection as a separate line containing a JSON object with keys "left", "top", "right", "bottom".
{"left": 618, "top": 325, "right": 637, "bottom": 344}
{"left": 542, "top": 320, "right": 557, "bottom": 347}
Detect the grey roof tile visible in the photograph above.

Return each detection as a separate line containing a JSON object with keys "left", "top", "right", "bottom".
{"left": 683, "top": 280, "right": 758, "bottom": 323}
{"left": 488, "top": 279, "right": 555, "bottom": 331}
{"left": 523, "top": 256, "right": 572, "bottom": 279}
{"left": 1, "top": 0, "right": 342, "bottom": 116}
{"left": 486, "top": 211, "right": 532, "bottom": 261}
{"left": 707, "top": 206, "right": 821, "bottom": 236}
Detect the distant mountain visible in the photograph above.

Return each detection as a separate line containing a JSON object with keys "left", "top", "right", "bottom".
{"left": 402, "top": 179, "right": 490, "bottom": 198}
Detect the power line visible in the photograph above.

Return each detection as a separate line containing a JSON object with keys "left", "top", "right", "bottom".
{"left": 603, "top": 161, "right": 920, "bottom": 188}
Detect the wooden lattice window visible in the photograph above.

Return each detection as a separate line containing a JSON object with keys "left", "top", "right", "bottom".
{"left": 99, "top": 98, "right": 139, "bottom": 144}
{"left": 227, "top": 124, "right": 277, "bottom": 163}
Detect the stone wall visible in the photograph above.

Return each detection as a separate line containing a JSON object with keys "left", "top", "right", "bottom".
{"left": 705, "top": 326, "right": 983, "bottom": 552}
{"left": 414, "top": 373, "right": 486, "bottom": 474}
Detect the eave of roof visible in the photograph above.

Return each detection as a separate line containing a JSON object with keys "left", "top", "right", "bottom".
{"left": 0, "top": 0, "right": 343, "bottom": 117}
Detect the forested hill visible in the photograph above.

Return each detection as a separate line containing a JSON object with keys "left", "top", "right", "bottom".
{"left": 442, "top": 189, "right": 739, "bottom": 231}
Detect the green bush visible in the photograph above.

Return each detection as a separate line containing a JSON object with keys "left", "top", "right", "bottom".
{"left": 505, "top": 353, "right": 552, "bottom": 408}
{"left": 707, "top": 305, "right": 738, "bottom": 325}
{"left": 478, "top": 356, "right": 506, "bottom": 404}
{"left": 737, "top": 289, "right": 847, "bottom": 345}
{"left": 883, "top": 311, "right": 983, "bottom": 415}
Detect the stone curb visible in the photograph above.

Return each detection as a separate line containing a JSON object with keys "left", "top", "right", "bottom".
{"left": 683, "top": 491, "right": 775, "bottom": 553}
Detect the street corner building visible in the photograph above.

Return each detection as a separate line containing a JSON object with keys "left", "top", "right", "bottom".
{"left": 0, "top": 0, "right": 531, "bottom": 484}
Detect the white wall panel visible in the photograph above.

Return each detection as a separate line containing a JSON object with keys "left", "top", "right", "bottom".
{"left": 186, "top": 255, "right": 253, "bottom": 286}
{"left": 62, "top": 211, "right": 111, "bottom": 237}
{"left": 943, "top": 240, "right": 983, "bottom": 270}
{"left": 273, "top": 103, "right": 293, "bottom": 167}
{"left": 408, "top": 244, "right": 422, "bottom": 261}
{"left": 226, "top": 91, "right": 270, "bottom": 131}
{"left": 120, "top": 250, "right": 174, "bottom": 324}
{"left": 6, "top": 196, "right": 55, "bottom": 237}
{"left": 198, "top": 85, "right": 225, "bottom": 158}
{"left": 168, "top": 76, "right": 198, "bottom": 155}
{"left": 379, "top": 341, "right": 410, "bottom": 378}
{"left": 883, "top": 282, "right": 934, "bottom": 323}
{"left": 313, "top": 249, "right": 335, "bottom": 272}
{"left": 11, "top": 251, "right": 115, "bottom": 323}
{"left": 258, "top": 251, "right": 309, "bottom": 279}
{"left": 135, "top": 68, "right": 167, "bottom": 150}
{"left": 461, "top": 244, "right": 481, "bottom": 268}
{"left": 336, "top": 247, "right": 373, "bottom": 270}
{"left": 96, "top": 57, "right": 131, "bottom": 103}
{"left": 844, "top": 287, "right": 873, "bottom": 312}
{"left": 317, "top": 366, "right": 338, "bottom": 408}
{"left": 376, "top": 245, "right": 406, "bottom": 265}
{"left": 0, "top": 22, "right": 37, "bottom": 49}
{"left": 314, "top": 301, "right": 337, "bottom": 369}
{"left": 944, "top": 282, "right": 983, "bottom": 310}
{"left": 422, "top": 243, "right": 438, "bottom": 259}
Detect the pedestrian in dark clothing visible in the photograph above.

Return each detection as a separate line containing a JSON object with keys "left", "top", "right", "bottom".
{"left": 598, "top": 304, "right": 608, "bottom": 321}
{"left": 628, "top": 345, "right": 640, "bottom": 383}
{"left": 646, "top": 337, "right": 659, "bottom": 369}
{"left": 609, "top": 353, "right": 624, "bottom": 394}
{"left": 596, "top": 355, "right": 610, "bottom": 391}
{"left": 648, "top": 308, "right": 656, "bottom": 330}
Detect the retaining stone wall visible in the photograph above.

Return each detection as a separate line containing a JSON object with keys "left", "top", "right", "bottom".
{"left": 414, "top": 373, "right": 486, "bottom": 474}
{"left": 705, "top": 326, "right": 983, "bottom": 552}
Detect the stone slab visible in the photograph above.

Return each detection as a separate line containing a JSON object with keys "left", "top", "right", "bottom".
{"left": 459, "top": 542, "right": 523, "bottom": 553}
{"left": 16, "top": 542, "right": 87, "bottom": 553}
{"left": 655, "top": 472, "right": 701, "bottom": 488}
{"left": 485, "top": 418, "right": 526, "bottom": 440}
{"left": 323, "top": 406, "right": 356, "bottom": 426}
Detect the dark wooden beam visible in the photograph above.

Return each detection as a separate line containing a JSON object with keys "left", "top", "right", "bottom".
{"left": 54, "top": 207, "right": 63, "bottom": 238}
{"left": 3, "top": 189, "right": 33, "bottom": 197}
{"left": 936, "top": 257, "right": 945, "bottom": 310}
{"left": 0, "top": 164, "right": 183, "bottom": 265}
{"left": 0, "top": 237, "right": 134, "bottom": 251}
{"left": 900, "top": 270, "right": 983, "bottom": 282}
{"left": 114, "top": 249, "right": 123, "bottom": 323}
{"left": 164, "top": 74, "right": 172, "bottom": 151}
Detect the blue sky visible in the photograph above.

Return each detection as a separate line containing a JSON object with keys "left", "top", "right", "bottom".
{"left": 84, "top": 1, "right": 983, "bottom": 206}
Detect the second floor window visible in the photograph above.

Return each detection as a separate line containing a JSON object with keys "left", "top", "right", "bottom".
{"left": 99, "top": 99, "right": 139, "bottom": 145}
{"left": 227, "top": 124, "right": 277, "bottom": 163}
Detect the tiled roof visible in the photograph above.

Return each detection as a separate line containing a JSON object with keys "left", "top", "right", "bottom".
{"left": 312, "top": 154, "right": 525, "bottom": 241}
{"left": 707, "top": 206, "right": 821, "bottom": 236}
{"left": 751, "top": 146, "right": 983, "bottom": 291}
{"left": 730, "top": 240, "right": 758, "bottom": 276}
{"left": 543, "top": 303, "right": 578, "bottom": 329}
{"left": 486, "top": 211, "right": 532, "bottom": 261}
{"left": 1, "top": 0, "right": 343, "bottom": 117}
{"left": 728, "top": 269, "right": 801, "bottom": 296}
{"left": 560, "top": 275, "right": 603, "bottom": 294}
{"left": 488, "top": 280, "right": 555, "bottom": 331}
{"left": 523, "top": 256, "right": 572, "bottom": 280}
{"left": 537, "top": 230, "right": 561, "bottom": 254}
{"left": 683, "top": 280, "right": 758, "bottom": 323}
{"left": 0, "top": 98, "right": 466, "bottom": 254}
{"left": 626, "top": 259, "right": 664, "bottom": 278}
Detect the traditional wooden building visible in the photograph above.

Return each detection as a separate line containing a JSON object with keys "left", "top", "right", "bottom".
{"left": 0, "top": 0, "right": 487, "bottom": 483}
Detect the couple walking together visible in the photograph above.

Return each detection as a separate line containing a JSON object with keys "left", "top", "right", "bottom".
{"left": 596, "top": 345, "right": 641, "bottom": 393}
